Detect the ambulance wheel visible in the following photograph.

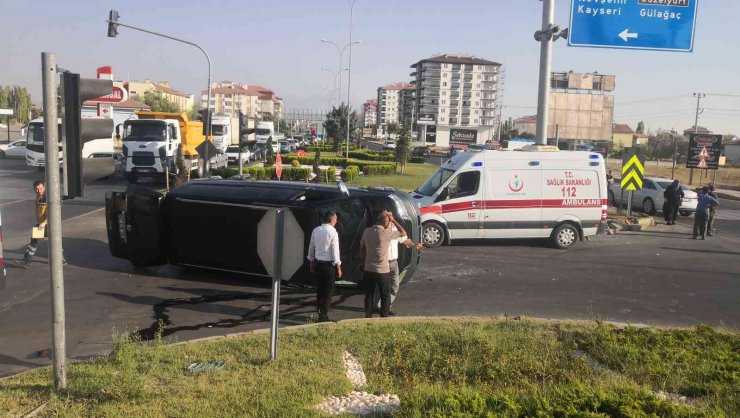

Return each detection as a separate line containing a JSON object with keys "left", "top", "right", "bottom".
{"left": 643, "top": 198, "right": 656, "bottom": 215}
{"left": 422, "top": 222, "right": 446, "bottom": 248}
{"left": 551, "top": 223, "right": 578, "bottom": 249}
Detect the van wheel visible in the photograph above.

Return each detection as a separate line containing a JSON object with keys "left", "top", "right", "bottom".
{"left": 551, "top": 223, "right": 578, "bottom": 249}
{"left": 643, "top": 198, "right": 656, "bottom": 215}
{"left": 422, "top": 222, "right": 445, "bottom": 248}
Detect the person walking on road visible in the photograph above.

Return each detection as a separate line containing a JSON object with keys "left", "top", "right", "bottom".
{"left": 373, "top": 221, "right": 424, "bottom": 315}
{"left": 707, "top": 184, "right": 719, "bottom": 236}
{"left": 15, "top": 181, "right": 66, "bottom": 269}
{"left": 693, "top": 186, "right": 719, "bottom": 240}
{"left": 307, "top": 211, "right": 342, "bottom": 322}
{"left": 663, "top": 180, "right": 684, "bottom": 225}
{"left": 359, "top": 211, "right": 411, "bottom": 318}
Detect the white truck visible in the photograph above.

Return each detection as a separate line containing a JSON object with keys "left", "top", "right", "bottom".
{"left": 119, "top": 111, "right": 226, "bottom": 183}
{"left": 255, "top": 120, "right": 283, "bottom": 153}
{"left": 25, "top": 117, "right": 113, "bottom": 169}
{"left": 210, "top": 116, "right": 232, "bottom": 153}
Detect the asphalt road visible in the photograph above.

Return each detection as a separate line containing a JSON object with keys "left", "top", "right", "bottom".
{"left": 1, "top": 157, "right": 739, "bottom": 378}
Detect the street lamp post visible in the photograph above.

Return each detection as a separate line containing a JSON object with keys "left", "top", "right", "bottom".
{"left": 107, "top": 10, "right": 213, "bottom": 174}
{"left": 321, "top": 67, "right": 347, "bottom": 106}
{"left": 345, "top": 0, "right": 359, "bottom": 159}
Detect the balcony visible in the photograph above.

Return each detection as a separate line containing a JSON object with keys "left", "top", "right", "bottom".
{"left": 462, "top": 93, "right": 472, "bottom": 100}
{"left": 449, "top": 118, "right": 458, "bottom": 125}
{"left": 463, "top": 83, "right": 472, "bottom": 90}
{"left": 451, "top": 82, "right": 460, "bottom": 89}
{"left": 450, "top": 100, "right": 459, "bottom": 107}
{"left": 481, "top": 83, "right": 497, "bottom": 91}
{"left": 463, "top": 75, "right": 473, "bottom": 82}
{"left": 423, "top": 82, "right": 441, "bottom": 89}
{"left": 449, "top": 109, "right": 459, "bottom": 116}
{"left": 461, "top": 110, "right": 470, "bottom": 117}
{"left": 481, "top": 96, "right": 496, "bottom": 101}
{"left": 462, "top": 118, "right": 471, "bottom": 125}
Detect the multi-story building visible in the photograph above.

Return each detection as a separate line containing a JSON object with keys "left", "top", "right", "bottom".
{"left": 201, "top": 81, "right": 284, "bottom": 120}
{"left": 399, "top": 85, "right": 417, "bottom": 132}
{"left": 362, "top": 99, "right": 377, "bottom": 128}
{"left": 410, "top": 54, "right": 501, "bottom": 147}
{"left": 126, "top": 79, "right": 194, "bottom": 111}
{"left": 376, "top": 82, "right": 411, "bottom": 135}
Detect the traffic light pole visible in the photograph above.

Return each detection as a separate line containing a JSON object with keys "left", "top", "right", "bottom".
{"left": 106, "top": 17, "right": 212, "bottom": 174}
{"left": 41, "top": 52, "right": 67, "bottom": 390}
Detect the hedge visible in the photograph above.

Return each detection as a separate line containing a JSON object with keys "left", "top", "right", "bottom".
{"left": 287, "top": 155, "right": 396, "bottom": 172}
{"left": 409, "top": 156, "right": 426, "bottom": 164}
{"left": 302, "top": 145, "right": 358, "bottom": 153}
{"left": 347, "top": 150, "right": 395, "bottom": 162}
{"left": 362, "top": 164, "right": 395, "bottom": 175}
{"left": 211, "top": 166, "right": 312, "bottom": 182}
{"left": 341, "top": 165, "right": 360, "bottom": 182}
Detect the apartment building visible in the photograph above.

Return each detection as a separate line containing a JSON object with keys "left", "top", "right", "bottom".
{"left": 376, "top": 82, "right": 411, "bottom": 134}
{"left": 126, "top": 79, "right": 194, "bottom": 111}
{"left": 399, "top": 85, "right": 417, "bottom": 131}
{"left": 410, "top": 54, "right": 501, "bottom": 147}
{"left": 362, "top": 99, "right": 377, "bottom": 128}
{"left": 201, "top": 81, "right": 284, "bottom": 120}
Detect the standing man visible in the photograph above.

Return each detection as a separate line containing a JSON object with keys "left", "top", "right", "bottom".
{"left": 707, "top": 184, "right": 719, "bottom": 236}
{"left": 15, "top": 181, "right": 66, "bottom": 269}
{"left": 374, "top": 222, "right": 424, "bottom": 315}
{"left": 360, "top": 211, "right": 411, "bottom": 318}
{"left": 663, "top": 180, "right": 684, "bottom": 225}
{"left": 693, "top": 186, "right": 719, "bottom": 240}
{"left": 307, "top": 211, "right": 342, "bottom": 322}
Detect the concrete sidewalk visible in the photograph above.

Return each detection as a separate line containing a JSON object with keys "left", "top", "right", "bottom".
{"left": 716, "top": 189, "right": 740, "bottom": 201}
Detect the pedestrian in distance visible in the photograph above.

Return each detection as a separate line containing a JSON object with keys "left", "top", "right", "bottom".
{"left": 373, "top": 216, "right": 424, "bottom": 315}
{"left": 359, "top": 210, "right": 412, "bottom": 318}
{"left": 693, "top": 186, "right": 719, "bottom": 240}
{"left": 15, "top": 180, "right": 66, "bottom": 269}
{"left": 662, "top": 179, "right": 684, "bottom": 225}
{"left": 707, "top": 184, "right": 719, "bottom": 236}
{"left": 307, "top": 211, "right": 342, "bottom": 322}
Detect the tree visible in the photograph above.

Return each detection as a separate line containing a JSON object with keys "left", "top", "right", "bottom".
{"left": 0, "top": 85, "right": 32, "bottom": 124}
{"left": 132, "top": 90, "right": 181, "bottom": 113}
{"left": 519, "top": 131, "right": 536, "bottom": 139}
{"left": 386, "top": 122, "right": 400, "bottom": 138}
{"left": 188, "top": 105, "right": 201, "bottom": 121}
{"left": 265, "top": 137, "right": 275, "bottom": 165}
{"left": 395, "top": 124, "right": 412, "bottom": 174}
{"left": 636, "top": 121, "right": 645, "bottom": 134}
{"left": 323, "top": 104, "right": 358, "bottom": 153}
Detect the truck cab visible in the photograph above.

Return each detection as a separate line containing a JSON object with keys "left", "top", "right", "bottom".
{"left": 120, "top": 117, "right": 181, "bottom": 183}
{"left": 255, "top": 121, "right": 274, "bottom": 145}
{"left": 210, "top": 116, "right": 231, "bottom": 153}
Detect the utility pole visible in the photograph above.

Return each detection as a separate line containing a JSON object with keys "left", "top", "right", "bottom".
{"left": 41, "top": 52, "right": 67, "bottom": 390}
{"left": 688, "top": 92, "right": 705, "bottom": 185}
{"left": 346, "top": 0, "right": 358, "bottom": 158}
{"left": 535, "top": 0, "right": 555, "bottom": 146}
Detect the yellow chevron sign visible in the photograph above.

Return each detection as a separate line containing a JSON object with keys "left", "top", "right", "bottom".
{"left": 621, "top": 153, "right": 645, "bottom": 191}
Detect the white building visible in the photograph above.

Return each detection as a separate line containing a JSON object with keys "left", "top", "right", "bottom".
{"left": 410, "top": 54, "right": 501, "bottom": 147}
{"left": 376, "top": 82, "right": 411, "bottom": 134}
{"left": 362, "top": 99, "right": 377, "bottom": 129}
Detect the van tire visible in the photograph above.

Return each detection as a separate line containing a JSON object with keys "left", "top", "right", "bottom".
{"left": 551, "top": 223, "right": 578, "bottom": 249}
{"left": 643, "top": 197, "right": 656, "bottom": 215}
{"left": 422, "top": 222, "right": 446, "bottom": 248}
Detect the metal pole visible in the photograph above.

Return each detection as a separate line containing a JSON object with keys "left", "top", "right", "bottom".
{"left": 671, "top": 135, "right": 677, "bottom": 179}
{"left": 238, "top": 112, "right": 244, "bottom": 175}
{"left": 535, "top": 0, "right": 554, "bottom": 146}
{"left": 42, "top": 52, "right": 66, "bottom": 390}
{"left": 269, "top": 209, "right": 285, "bottom": 361}
{"left": 106, "top": 19, "right": 212, "bottom": 175}
{"left": 345, "top": 1, "right": 357, "bottom": 159}
{"left": 627, "top": 190, "right": 633, "bottom": 217}
{"left": 6, "top": 116, "right": 9, "bottom": 143}
{"left": 688, "top": 93, "right": 705, "bottom": 185}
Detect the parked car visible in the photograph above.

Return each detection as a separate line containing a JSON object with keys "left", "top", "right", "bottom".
{"left": 286, "top": 138, "right": 298, "bottom": 151}
{"left": 384, "top": 140, "right": 396, "bottom": 150}
{"left": 226, "top": 145, "right": 252, "bottom": 165}
{"left": 608, "top": 176, "right": 698, "bottom": 216}
{"left": 468, "top": 144, "right": 496, "bottom": 151}
{"left": 87, "top": 152, "right": 124, "bottom": 178}
{"left": 0, "top": 140, "right": 27, "bottom": 159}
{"left": 411, "top": 146, "right": 431, "bottom": 158}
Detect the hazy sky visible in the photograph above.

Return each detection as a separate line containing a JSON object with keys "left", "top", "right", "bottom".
{"left": 2, "top": 0, "right": 739, "bottom": 134}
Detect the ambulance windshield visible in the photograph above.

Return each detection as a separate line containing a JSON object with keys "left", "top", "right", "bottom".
{"left": 416, "top": 167, "right": 455, "bottom": 196}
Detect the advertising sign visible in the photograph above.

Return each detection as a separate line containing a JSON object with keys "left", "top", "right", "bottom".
{"left": 417, "top": 113, "right": 436, "bottom": 125}
{"left": 686, "top": 133, "right": 722, "bottom": 169}
{"left": 450, "top": 128, "right": 477, "bottom": 145}
{"left": 425, "top": 125, "right": 437, "bottom": 144}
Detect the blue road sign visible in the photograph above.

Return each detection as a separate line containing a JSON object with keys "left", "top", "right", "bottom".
{"left": 569, "top": 0, "right": 698, "bottom": 52}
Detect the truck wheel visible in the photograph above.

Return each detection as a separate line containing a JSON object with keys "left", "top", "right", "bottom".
{"left": 422, "top": 222, "right": 446, "bottom": 248}
{"left": 126, "top": 173, "right": 138, "bottom": 184}
{"left": 551, "top": 223, "right": 578, "bottom": 249}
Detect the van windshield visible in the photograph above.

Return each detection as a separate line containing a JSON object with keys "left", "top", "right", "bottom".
{"left": 416, "top": 167, "right": 455, "bottom": 196}
{"left": 256, "top": 128, "right": 271, "bottom": 136}
{"left": 211, "top": 125, "right": 226, "bottom": 136}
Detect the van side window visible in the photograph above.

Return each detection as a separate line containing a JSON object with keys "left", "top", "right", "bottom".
{"left": 448, "top": 171, "right": 480, "bottom": 199}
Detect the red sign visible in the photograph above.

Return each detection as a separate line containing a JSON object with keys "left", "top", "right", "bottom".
{"left": 275, "top": 155, "right": 283, "bottom": 180}
{"left": 90, "top": 86, "right": 128, "bottom": 103}
{"left": 296, "top": 150, "right": 306, "bottom": 157}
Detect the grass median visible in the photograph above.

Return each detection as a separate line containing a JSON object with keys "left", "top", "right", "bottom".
{"left": 1, "top": 318, "right": 737, "bottom": 417}
{"left": 348, "top": 163, "right": 437, "bottom": 192}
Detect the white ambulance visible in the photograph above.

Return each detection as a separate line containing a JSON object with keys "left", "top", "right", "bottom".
{"left": 411, "top": 145, "right": 608, "bottom": 249}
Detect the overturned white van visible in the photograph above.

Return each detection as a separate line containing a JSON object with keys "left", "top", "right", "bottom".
{"left": 412, "top": 145, "right": 608, "bottom": 249}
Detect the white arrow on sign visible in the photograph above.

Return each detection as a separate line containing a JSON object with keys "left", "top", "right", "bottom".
{"left": 618, "top": 29, "right": 638, "bottom": 42}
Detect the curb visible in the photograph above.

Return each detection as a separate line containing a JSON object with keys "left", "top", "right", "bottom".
{"left": 716, "top": 192, "right": 740, "bottom": 202}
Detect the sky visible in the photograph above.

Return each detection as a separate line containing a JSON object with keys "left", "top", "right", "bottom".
{"left": 1, "top": 0, "right": 739, "bottom": 135}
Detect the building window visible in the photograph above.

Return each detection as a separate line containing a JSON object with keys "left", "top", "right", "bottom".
{"left": 441, "top": 117, "right": 446, "bottom": 122}
{"left": 441, "top": 109, "right": 445, "bottom": 113}
{"left": 476, "top": 83, "right": 480, "bottom": 88}
{"left": 476, "top": 92, "right": 480, "bottom": 97}
{"left": 442, "top": 100, "right": 446, "bottom": 104}
{"left": 475, "top": 102, "right": 479, "bottom": 106}
{"left": 474, "top": 110, "right": 478, "bottom": 114}
{"left": 443, "top": 82, "right": 447, "bottom": 86}
{"left": 474, "top": 119, "right": 478, "bottom": 124}
{"left": 478, "top": 74, "right": 481, "bottom": 79}
{"left": 443, "top": 91, "right": 447, "bottom": 95}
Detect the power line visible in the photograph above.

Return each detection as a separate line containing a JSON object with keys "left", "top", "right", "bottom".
{"left": 705, "top": 93, "right": 740, "bottom": 98}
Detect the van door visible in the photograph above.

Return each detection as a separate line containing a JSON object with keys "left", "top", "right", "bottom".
{"left": 483, "top": 160, "right": 542, "bottom": 238}
{"left": 436, "top": 170, "right": 483, "bottom": 239}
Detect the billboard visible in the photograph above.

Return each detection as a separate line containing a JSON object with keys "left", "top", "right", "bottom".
{"left": 450, "top": 128, "right": 477, "bottom": 145}
{"left": 686, "top": 133, "right": 722, "bottom": 170}
{"left": 417, "top": 113, "right": 436, "bottom": 125}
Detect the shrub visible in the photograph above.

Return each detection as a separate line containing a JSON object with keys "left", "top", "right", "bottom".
{"left": 281, "top": 167, "right": 311, "bottom": 181}
{"left": 409, "top": 156, "right": 426, "bottom": 164}
{"left": 347, "top": 150, "right": 395, "bottom": 162}
{"left": 341, "top": 165, "right": 360, "bottom": 182}
{"left": 291, "top": 159, "right": 301, "bottom": 167}
{"left": 362, "top": 164, "right": 395, "bottom": 176}
{"left": 304, "top": 145, "right": 357, "bottom": 153}
{"left": 289, "top": 156, "right": 395, "bottom": 172}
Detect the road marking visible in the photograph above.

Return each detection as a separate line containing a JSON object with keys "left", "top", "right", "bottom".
{"left": 0, "top": 199, "right": 28, "bottom": 208}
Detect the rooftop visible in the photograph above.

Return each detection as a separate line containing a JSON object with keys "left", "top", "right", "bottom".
{"left": 612, "top": 123, "right": 634, "bottom": 134}
{"left": 379, "top": 82, "right": 413, "bottom": 91}
{"left": 514, "top": 115, "right": 537, "bottom": 124}
{"left": 410, "top": 54, "right": 501, "bottom": 68}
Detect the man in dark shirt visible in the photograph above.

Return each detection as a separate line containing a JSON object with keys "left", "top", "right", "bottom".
{"left": 707, "top": 184, "right": 719, "bottom": 236}
{"left": 663, "top": 180, "right": 684, "bottom": 225}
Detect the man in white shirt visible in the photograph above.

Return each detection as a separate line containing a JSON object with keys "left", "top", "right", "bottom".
{"left": 307, "top": 211, "right": 342, "bottom": 322}
{"left": 374, "top": 223, "right": 423, "bottom": 315}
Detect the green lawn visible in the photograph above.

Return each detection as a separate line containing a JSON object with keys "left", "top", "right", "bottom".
{"left": 1, "top": 319, "right": 736, "bottom": 417}
{"left": 347, "top": 163, "right": 438, "bottom": 192}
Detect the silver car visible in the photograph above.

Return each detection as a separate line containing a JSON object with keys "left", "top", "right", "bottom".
{"left": 608, "top": 176, "right": 698, "bottom": 216}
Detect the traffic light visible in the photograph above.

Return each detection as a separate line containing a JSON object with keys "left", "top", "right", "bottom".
{"left": 107, "top": 10, "right": 119, "bottom": 38}
{"left": 61, "top": 73, "right": 115, "bottom": 198}
{"left": 201, "top": 108, "right": 212, "bottom": 136}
